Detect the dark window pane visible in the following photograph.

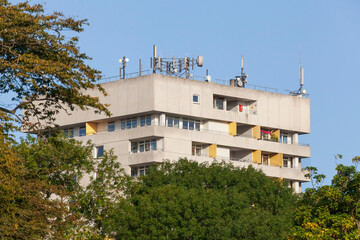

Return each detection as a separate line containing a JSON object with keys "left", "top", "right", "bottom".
{"left": 132, "top": 118, "right": 137, "bottom": 128}
{"left": 108, "top": 122, "right": 115, "bottom": 132}
{"left": 79, "top": 127, "right": 86, "bottom": 136}
{"left": 139, "top": 143, "right": 145, "bottom": 152}
{"left": 145, "top": 141, "right": 150, "bottom": 151}
{"left": 146, "top": 116, "right": 152, "bottom": 126}
{"left": 195, "top": 121, "right": 200, "bottom": 131}
{"left": 131, "top": 142, "right": 137, "bottom": 153}
{"left": 151, "top": 141, "right": 157, "bottom": 150}
{"left": 140, "top": 117, "right": 146, "bottom": 127}
{"left": 121, "top": 121, "right": 125, "bottom": 130}
{"left": 215, "top": 99, "right": 223, "bottom": 110}
{"left": 189, "top": 120, "right": 194, "bottom": 130}
{"left": 174, "top": 118, "right": 179, "bottom": 128}
{"left": 96, "top": 146, "right": 104, "bottom": 158}
{"left": 126, "top": 119, "right": 131, "bottom": 129}
{"left": 167, "top": 117, "right": 173, "bottom": 127}
{"left": 193, "top": 95, "right": 199, "bottom": 103}
{"left": 131, "top": 167, "right": 138, "bottom": 177}
{"left": 183, "top": 119, "right": 188, "bottom": 129}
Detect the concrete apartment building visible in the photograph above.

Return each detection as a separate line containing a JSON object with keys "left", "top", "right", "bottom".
{"left": 53, "top": 73, "right": 311, "bottom": 193}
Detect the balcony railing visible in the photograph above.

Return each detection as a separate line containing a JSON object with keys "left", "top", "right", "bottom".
{"left": 80, "top": 121, "right": 309, "bottom": 147}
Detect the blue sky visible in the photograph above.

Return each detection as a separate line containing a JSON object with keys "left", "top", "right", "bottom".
{"left": 8, "top": 0, "right": 360, "bottom": 188}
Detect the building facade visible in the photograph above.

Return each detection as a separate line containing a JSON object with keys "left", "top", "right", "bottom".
{"left": 53, "top": 74, "right": 311, "bottom": 193}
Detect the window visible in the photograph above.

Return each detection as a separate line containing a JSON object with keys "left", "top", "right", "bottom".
{"left": 122, "top": 115, "right": 150, "bottom": 129}
{"left": 132, "top": 118, "right": 137, "bottom": 128}
{"left": 139, "top": 142, "right": 145, "bottom": 152}
{"left": 192, "top": 145, "right": 202, "bottom": 156}
{"left": 183, "top": 119, "right": 188, "bottom": 129}
{"left": 131, "top": 142, "right": 137, "bottom": 153}
{"left": 280, "top": 133, "right": 289, "bottom": 144}
{"left": 262, "top": 154, "right": 270, "bottom": 165}
{"left": 195, "top": 121, "right": 200, "bottom": 131}
{"left": 150, "top": 140, "right": 157, "bottom": 150}
{"left": 131, "top": 165, "right": 150, "bottom": 177}
{"left": 167, "top": 116, "right": 173, "bottom": 127}
{"left": 166, "top": 116, "right": 180, "bottom": 128}
{"left": 121, "top": 120, "right": 126, "bottom": 130}
{"left": 189, "top": 120, "right": 194, "bottom": 130}
{"left": 146, "top": 115, "right": 152, "bottom": 126}
{"left": 193, "top": 94, "right": 200, "bottom": 104}
{"left": 96, "top": 146, "right": 104, "bottom": 158}
{"left": 174, "top": 118, "right": 179, "bottom": 128}
{"left": 131, "top": 139, "right": 157, "bottom": 154}
{"left": 64, "top": 128, "right": 74, "bottom": 138}
{"left": 182, "top": 118, "right": 200, "bottom": 131}
{"left": 79, "top": 126, "right": 86, "bottom": 136}
{"left": 108, "top": 122, "right": 115, "bottom": 132}
{"left": 140, "top": 117, "right": 146, "bottom": 127}
{"left": 126, "top": 119, "right": 131, "bottom": 129}
{"left": 214, "top": 97, "right": 224, "bottom": 110}
{"left": 145, "top": 141, "right": 150, "bottom": 151}
{"left": 283, "top": 157, "right": 292, "bottom": 168}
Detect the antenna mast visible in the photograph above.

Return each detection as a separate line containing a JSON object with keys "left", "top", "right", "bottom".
{"left": 150, "top": 45, "right": 203, "bottom": 78}
{"left": 233, "top": 56, "right": 248, "bottom": 87}
{"left": 290, "top": 54, "right": 306, "bottom": 96}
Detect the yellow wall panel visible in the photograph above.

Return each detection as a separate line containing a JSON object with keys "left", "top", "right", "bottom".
{"left": 209, "top": 144, "right": 217, "bottom": 158}
{"left": 252, "top": 150, "right": 261, "bottom": 164}
{"left": 229, "top": 122, "right": 237, "bottom": 136}
{"left": 272, "top": 129, "right": 280, "bottom": 142}
{"left": 270, "top": 153, "right": 283, "bottom": 167}
{"left": 86, "top": 122, "right": 97, "bottom": 135}
{"left": 252, "top": 125, "right": 260, "bottom": 139}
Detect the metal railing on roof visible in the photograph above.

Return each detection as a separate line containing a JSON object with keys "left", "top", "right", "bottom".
{"left": 97, "top": 70, "right": 151, "bottom": 84}
{"left": 96, "top": 70, "right": 308, "bottom": 97}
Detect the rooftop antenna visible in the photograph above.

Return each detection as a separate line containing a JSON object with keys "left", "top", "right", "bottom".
{"left": 119, "top": 56, "right": 129, "bottom": 79}
{"left": 290, "top": 53, "right": 306, "bottom": 96}
{"left": 150, "top": 45, "right": 203, "bottom": 78}
{"left": 233, "top": 55, "right": 248, "bottom": 87}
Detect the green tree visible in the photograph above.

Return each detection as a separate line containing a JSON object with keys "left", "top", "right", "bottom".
{"left": 0, "top": 1, "right": 122, "bottom": 239}
{"left": 0, "top": 0, "right": 110, "bottom": 131}
{"left": 104, "top": 159, "right": 297, "bottom": 240}
{"left": 0, "top": 133, "right": 126, "bottom": 239}
{"left": 289, "top": 156, "right": 360, "bottom": 239}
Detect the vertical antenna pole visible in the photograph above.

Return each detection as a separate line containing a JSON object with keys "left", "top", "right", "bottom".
{"left": 153, "top": 45, "right": 157, "bottom": 73}
{"left": 122, "top": 56, "right": 126, "bottom": 79}
{"left": 139, "top": 58, "right": 142, "bottom": 76}
{"left": 241, "top": 56, "right": 244, "bottom": 71}
{"left": 172, "top": 57, "right": 175, "bottom": 72}
{"left": 299, "top": 53, "right": 302, "bottom": 85}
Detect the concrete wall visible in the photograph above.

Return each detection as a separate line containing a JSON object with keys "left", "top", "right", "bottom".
{"left": 39, "top": 74, "right": 309, "bottom": 136}
{"left": 152, "top": 74, "right": 310, "bottom": 133}
{"left": 30, "top": 73, "right": 310, "bottom": 184}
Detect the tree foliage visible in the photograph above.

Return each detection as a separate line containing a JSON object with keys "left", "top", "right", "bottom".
{"left": 104, "top": 159, "right": 297, "bottom": 240}
{"left": 0, "top": 0, "right": 110, "bottom": 131}
{"left": 289, "top": 156, "right": 360, "bottom": 239}
{"left": 0, "top": 133, "right": 125, "bottom": 239}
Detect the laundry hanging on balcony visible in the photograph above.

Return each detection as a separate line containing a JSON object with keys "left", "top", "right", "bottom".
{"left": 261, "top": 130, "right": 272, "bottom": 135}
